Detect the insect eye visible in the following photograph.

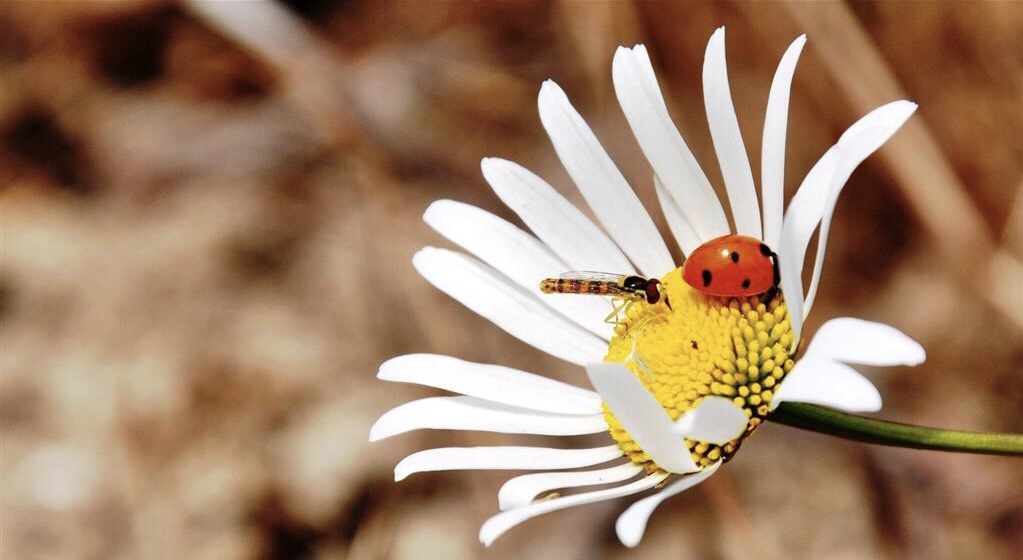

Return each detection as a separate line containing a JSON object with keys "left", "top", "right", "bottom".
{"left": 645, "top": 279, "right": 661, "bottom": 304}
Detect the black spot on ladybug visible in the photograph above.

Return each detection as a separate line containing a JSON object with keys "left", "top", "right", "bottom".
{"left": 690, "top": 340, "right": 699, "bottom": 350}
{"left": 742, "top": 278, "right": 751, "bottom": 289}
{"left": 759, "top": 243, "right": 772, "bottom": 257}
{"left": 730, "top": 251, "right": 740, "bottom": 263}
{"left": 701, "top": 270, "right": 712, "bottom": 287}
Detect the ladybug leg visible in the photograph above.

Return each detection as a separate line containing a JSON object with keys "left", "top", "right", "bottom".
{"left": 765, "top": 248, "right": 782, "bottom": 301}
{"left": 771, "top": 250, "right": 781, "bottom": 288}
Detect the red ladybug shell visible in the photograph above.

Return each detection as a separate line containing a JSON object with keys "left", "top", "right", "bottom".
{"left": 682, "top": 235, "right": 777, "bottom": 297}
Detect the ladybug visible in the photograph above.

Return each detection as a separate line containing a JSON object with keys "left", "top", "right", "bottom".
{"left": 682, "top": 234, "right": 780, "bottom": 297}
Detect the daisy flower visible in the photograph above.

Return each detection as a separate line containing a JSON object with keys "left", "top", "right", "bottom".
{"left": 370, "top": 28, "right": 926, "bottom": 548}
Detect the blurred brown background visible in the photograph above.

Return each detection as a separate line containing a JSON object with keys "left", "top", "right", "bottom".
{"left": 2, "top": 1, "right": 1021, "bottom": 559}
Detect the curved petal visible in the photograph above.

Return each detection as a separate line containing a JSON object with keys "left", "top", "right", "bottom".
{"left": 805, "top": 318, "right": 926, "bottom": 366}
{"left": 703, "top": 27, "right": 761, "bottom": 239}
{"left": 538, "top": 80, "right": 675, "bottom": 276}
{"left": 780, "top": 147, "right": 839, "bottom": 274}
{"left": 413, "top": 247, "right": 607, "bottom": 366}
{"left": 673, "top": 396, "right": 748, "bottom": 444}
{"left": 585, "top": 363, "right": 699, "bottom": 474}
{"left": 379, "top": 354, "right": 602, "bottom": 415}
{"left": 614, "top": 461, "right": 721, "bottom": 548}
{"left": 479, "top": 472, "right": 668, "bottom": 547}
{"left": 655, "top": 175, "right": 702, "bottom": 257}
{"left": 761, "top": 35, "right": 806, "bottom": 249}
{"left": 612, "top": 45, "right": 729, "bottom": 242}
{"left": 779, "top": 146, "right": 839, "bottom": 347}
{"left": 369, "top": 396, "right": 608, "bottom": 442}
{"left": 394, "top": 445, "right": 623, "bottom": 482}
{"left": 424, "top": 200, "right": 611, "bottom": 339}
{"left": 498, "top": 462, "right": 643, "bottom": 510}
{"left": 803, "top": 101, "right": 918, "bottom": 314}
{"left": 770, "top": 356, "right": 882, "bottom": 413}
{"left": 481, "top": 158, "right": 634, "bottom": 274}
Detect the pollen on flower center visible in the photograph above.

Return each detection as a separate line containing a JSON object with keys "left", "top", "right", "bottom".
{"left": 603, "top": 267, "right": 796, "bottom": 473}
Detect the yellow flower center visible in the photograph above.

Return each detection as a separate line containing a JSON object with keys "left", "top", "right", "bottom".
{"left": 603, "top": 267, "right": 796, "bottom": 473}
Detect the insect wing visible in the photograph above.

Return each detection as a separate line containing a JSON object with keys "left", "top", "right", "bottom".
{"left": 556, "top": 271, "right": 627, "bottom": 283}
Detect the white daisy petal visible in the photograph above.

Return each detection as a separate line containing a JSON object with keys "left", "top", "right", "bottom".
{"left": 761, "top": 35, "right": 806, "bottom": 249}
{"left": 537, "top": 80, "right": 675, "bottom": 276}
{"left": 585, "top": 362, "right": 699, "bottom": 474}
{"left": 394, "top": 445, "right": 624, "bottom": 482}
{"left": 481, "top": 157, "right": 634, "bottom": 273}
{"left": 413, "top": 247, "right": 607, "bottom": 366}
{"left": 655, "top": 175, "right": 703, "bottom": 257}
{"left": 369, "top": 396, "right": 608, "bottom": 442}
{"left": 805, "top": 318, "right": 926, "bottom": 367}
{"left": 779, "top": 146, "right": 839, "bottom": 345}
{"left": 615, "top": 461, "right": 721, "bottom": 548}
{"left": 703, "top": 27, "right": 761, "bottom": 239}
{"left": 424, "top": 200, "right": 612, "bottom": 339}
{"left": 770, "top": 355, "right": 882, "bottom": 413}
{"left": 480, "top": 472, "right": 668, "bottom": 547}
{"left": 612, "top": 45, "right": 729, "bottom": 242}
{"left": 780, "top": 147, "right": 839, "bottom": 273}
{"left": 803, "top": 100, "right": 918, "bottom": 314}
{"left": 378, "top": 353, "right": 603, "bottom": 415}
{"left": 498, "top": 462, "right": 643, "bottom": 511}
{"left": 673, "top": 396, "right": 748, "bottom": 444}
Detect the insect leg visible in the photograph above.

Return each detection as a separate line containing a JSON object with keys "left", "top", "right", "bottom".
{"left": 604, "top": 297, "right": 632, "bottom": 325}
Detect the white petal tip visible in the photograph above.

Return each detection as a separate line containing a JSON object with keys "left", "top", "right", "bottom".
{"left": 891, "top": 100, "right": 918, "bottom": 120}
{"left": 902, "top": 342, "right": 926, "bottom": 366}
{"left": 479, "top": 525, "right": 499, "bottom": 548}
{"left": 411, "top": 246, "right": 434, "bottom": 261}
{"left": 421, "top": 199, "right": 448, "bottom": 223}
{"left": 615, "top": 514, "right": 644, "bottom": 547}
{"left": 615, "top": 44, "right": 645, "bottom": 57}
{"left": 673, "top": 396, "right": 748, "bottom": 444}
{"left": 537, "top": 80, "right": 564, "bottom": 107}
{"left": 617, "top": 532, "right": 641, "bottom": 548}
{"left": 480, "top": 156, "right": 511, "bottom": 176}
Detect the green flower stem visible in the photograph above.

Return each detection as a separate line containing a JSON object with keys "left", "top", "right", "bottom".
{"left": 768, "top": 403, "right": 1023, "bottom": 456}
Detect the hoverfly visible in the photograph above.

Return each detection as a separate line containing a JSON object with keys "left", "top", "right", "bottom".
{"left": 539, "top": 271, "right": 671, "bottom": 325}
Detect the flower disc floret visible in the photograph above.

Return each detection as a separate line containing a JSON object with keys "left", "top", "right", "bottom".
{"left": 603, "top": 267, "right": 795, "bottom": 471}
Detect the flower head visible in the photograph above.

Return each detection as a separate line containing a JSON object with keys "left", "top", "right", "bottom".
{"left": 371, "top": 28, "right": 926, "bottom": 548}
